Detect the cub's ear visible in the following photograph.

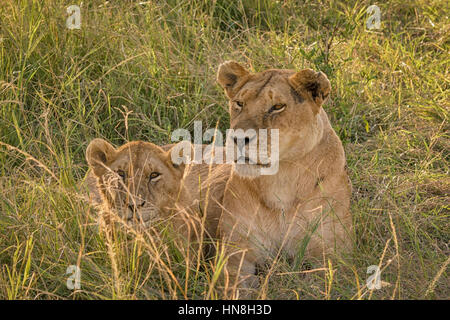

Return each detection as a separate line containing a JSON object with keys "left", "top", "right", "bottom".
{"left": 288, "top": 69, "right": 331, "bottom": 113}
{"left": 166, "top": 141, "right": 195, "bottom": 174}
{"left": 217, "top": 60, "right": 250, "bottom": 99}
{"left": 86, "top": 138, "right": 116, "bottom": 176}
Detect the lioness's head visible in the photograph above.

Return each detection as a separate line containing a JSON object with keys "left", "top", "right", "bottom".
{"left": 86, "top": 139, "right": 185, "bottom": 226}
{"left": 217, "top": 61, "right": 331, "bottom": 177}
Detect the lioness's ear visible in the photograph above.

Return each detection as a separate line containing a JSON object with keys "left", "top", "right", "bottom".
{"left": 217, "top": 60, "right": 250, "bottom": 98}
{"left": 166, "top": 141, "right": 195, "bottom": 173}
{"left": 86, "top": 138, "right": 116, "bottom": 176}
{"left": 288, "top": 69, "right": 331, "bottom": 113}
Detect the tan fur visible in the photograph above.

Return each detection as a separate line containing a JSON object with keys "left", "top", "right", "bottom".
{"left": 85, "top": 139, "right": 230, "bottom": 248}
{"left": 217, "top": 61, "right": 353, "bottom": 293}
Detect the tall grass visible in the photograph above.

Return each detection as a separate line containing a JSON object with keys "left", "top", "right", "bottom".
{"left": 0, "top": 0, "right": 448, "bottom": 299}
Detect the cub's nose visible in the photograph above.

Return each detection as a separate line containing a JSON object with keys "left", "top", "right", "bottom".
{"left": 128, "top": 200, "right": 146, "bottom": 212}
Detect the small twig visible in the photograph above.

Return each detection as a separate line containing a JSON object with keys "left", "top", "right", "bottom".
{"left": 0, "top": 141, "right": 59, "bottom": 182}
{"left": 424, "top": 255, "right": 450, "bottom": 298}
{"left": 276, "top": 268, "right": 328, "bottom": 276}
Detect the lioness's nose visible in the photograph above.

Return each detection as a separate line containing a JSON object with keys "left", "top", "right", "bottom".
{"left": 232, "top": 134, "right": 255, "bottom": 146}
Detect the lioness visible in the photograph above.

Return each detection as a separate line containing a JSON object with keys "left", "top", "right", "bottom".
{"left": 85, "top": 138, "right": 229, "bottom": 249}
{"left": 217, "top": 61, "right": 353, "bottom": 293}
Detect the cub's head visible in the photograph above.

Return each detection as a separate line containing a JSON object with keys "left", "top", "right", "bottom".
{"left": 217, "top": 61, "right": 331, "bottom": 177}
{"left": 86, "top": 139, "right": 185, "bottom": 226}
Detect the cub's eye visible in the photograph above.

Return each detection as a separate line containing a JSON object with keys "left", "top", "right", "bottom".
{"left": 268, "top": 104, "right": 286, "bottom": 113}
{"left": 234, "top": 100, "right": 244, "bottom": 108}
{"left": 117, "top": 170, "right": 126, "bottom": 180}
{"left": 149, "top": 172, "right": 161, "bottom": 182}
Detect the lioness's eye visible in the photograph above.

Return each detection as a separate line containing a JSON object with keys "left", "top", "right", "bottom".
{"left": 149, "top": 172, "right": 161, "bottom": 182}
{"left": 268, "top": 104, "right": 286, "bottom": 113}
{"left": 117, "top": 170, "right": 126, "bottom": 180}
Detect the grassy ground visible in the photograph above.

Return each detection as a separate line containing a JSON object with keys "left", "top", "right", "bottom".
{"left": 0, "top": 0, "right": 448, "bottom": 299}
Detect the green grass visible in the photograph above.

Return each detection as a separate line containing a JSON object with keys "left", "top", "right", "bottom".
{"left": 0, "top": 0, "right": 448, "bottom": 299}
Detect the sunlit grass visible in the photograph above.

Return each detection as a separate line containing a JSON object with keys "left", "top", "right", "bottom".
{"left": 0, "top": 0, "right": 448, "bottom": 299}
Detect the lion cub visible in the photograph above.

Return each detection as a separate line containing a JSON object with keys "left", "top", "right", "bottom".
{"left": 85, "top": 139, "right": 229, "bottom": 249}
{"left": 216, "top": 61, "right": 353, "bottom": 293}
